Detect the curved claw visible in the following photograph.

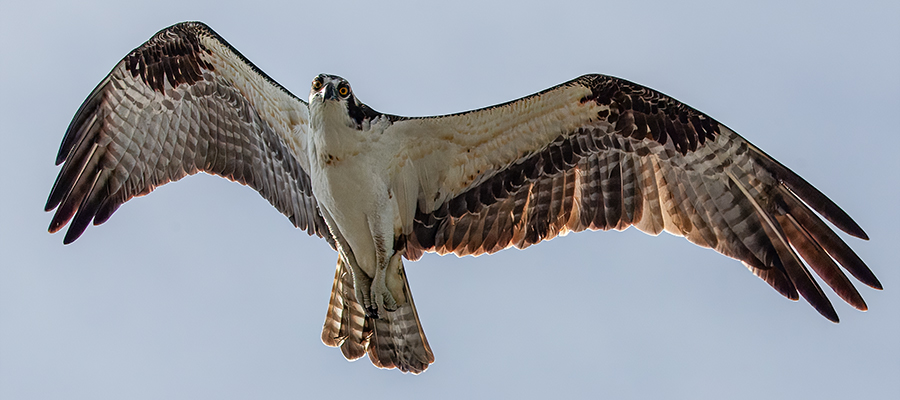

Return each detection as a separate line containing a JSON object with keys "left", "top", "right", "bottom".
{"left": 347, "top": 242, "right": 406, "bottom": 319}
{"left": 373, "top": 279, "right": 399, "bottom": 312}
{"left": 369, "top": 264, "right": 399, "bottom": 317}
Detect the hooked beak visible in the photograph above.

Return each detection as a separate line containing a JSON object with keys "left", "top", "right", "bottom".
{"left": 323, "top": 84, "right": 338, "bottom": 101}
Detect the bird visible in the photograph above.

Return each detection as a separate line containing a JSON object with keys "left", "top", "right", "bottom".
{"left": 45, "top": 21, "right": 881, "bottom": 374}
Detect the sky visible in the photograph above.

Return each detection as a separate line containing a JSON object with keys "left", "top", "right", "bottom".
{"left": 1, "top": 0, "right": 898, "bottom": 399}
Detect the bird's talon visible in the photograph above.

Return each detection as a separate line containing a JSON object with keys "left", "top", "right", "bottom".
{"left": 382, "top": 294, "right": 398, "bottom": 312}
{"left": 370, "top": 277, "right": 399, "bottom": 317}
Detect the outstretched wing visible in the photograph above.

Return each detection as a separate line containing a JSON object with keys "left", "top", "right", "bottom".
{"left": 398, "top": 74, "right": 880, "bottom": 322}
{"left": 45, "top": 21, "right": 331, "bottom": 245}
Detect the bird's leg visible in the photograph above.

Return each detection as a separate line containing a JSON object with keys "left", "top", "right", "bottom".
{"left": 319, "top": 209, "right": 378, "bottom": 315}
{"left": 335, "top": 234, "right": 398, "bottom": 318}
{"left": 370, "top": 240, "right": 399, "bottom": 316}
{"left": 341, "top": 251, "right": 374, "bottom": 315}
{"left": 369, "top": 234, "right": 408, "bottom": 317}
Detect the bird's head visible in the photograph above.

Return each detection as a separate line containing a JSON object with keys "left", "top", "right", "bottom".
{"left": 309, "top": 74, "right": 383, "bottom": 130}
{"left": 309, "top": 74, "right": 352, "bottom": 104}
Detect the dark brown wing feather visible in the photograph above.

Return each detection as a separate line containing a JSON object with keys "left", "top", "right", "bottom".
{"left": 45, "top": 22, "right": 332, "bottom": 245}
{"left": 407, "top": 74, "right": 879, "bottom": 322}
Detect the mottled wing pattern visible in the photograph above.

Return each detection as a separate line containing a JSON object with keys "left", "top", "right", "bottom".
{"left": 45, "top": 22, "right": 331, "bottom": 245}
{"left": 322, "top": 257, "right": 434, "bottom": 373}
{"left": 404, "top": 74, "right": 880, "bottom": 321}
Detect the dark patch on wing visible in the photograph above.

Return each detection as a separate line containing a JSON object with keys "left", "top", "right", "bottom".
{"left": 576, "top": 75, "right": 720, "bottom": 155}
{"left": 124, "top": 22, "right": 304, "bottom": 103}
{"left": 125, "top": 23, "right": 215, "bottom": 92}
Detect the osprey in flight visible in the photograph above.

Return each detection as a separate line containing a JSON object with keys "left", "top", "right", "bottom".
{"left": 46, "top": 22, "right": 880, "bottom": 374}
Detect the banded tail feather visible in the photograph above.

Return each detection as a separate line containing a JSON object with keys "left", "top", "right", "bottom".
{"left": 322, "top": 258, "right": 434, "bottom": 373}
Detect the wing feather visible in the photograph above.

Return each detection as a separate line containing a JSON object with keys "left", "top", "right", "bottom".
{"left": 730, "top": 169, "right": 838, "bottom": 321}
{"left": 46, "top": 22, "right": 331, "bottom": 245}
{"left": 404, "top": 74, "right": 878, "bottom": 321}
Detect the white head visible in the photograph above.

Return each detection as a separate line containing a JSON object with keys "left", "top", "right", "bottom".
{"left": 309, "top": 74, "right": 383, "bottom": 130}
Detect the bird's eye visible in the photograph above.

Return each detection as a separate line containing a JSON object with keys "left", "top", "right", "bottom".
{"left": 312, "top": 78, "right": 323, "bottom": 91}
{"left": 338, "top": 85, "right": 350, "bottom": 97}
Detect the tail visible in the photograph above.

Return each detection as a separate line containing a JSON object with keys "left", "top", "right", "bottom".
{"left": 322, "top": 257, "right": 434, "bottom": 373}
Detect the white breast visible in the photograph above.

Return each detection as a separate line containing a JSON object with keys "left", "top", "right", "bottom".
{"left": 307, "top": 100, "right": 415, "bottom": 276}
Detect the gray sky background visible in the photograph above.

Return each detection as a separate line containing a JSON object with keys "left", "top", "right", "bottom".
{"left": 2, "top": 1, "right": 898, "bottom": 399}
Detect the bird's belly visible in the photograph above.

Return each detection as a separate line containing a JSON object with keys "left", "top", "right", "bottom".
{"left": 312, "top": 160, "right": 391, "bottom": 276}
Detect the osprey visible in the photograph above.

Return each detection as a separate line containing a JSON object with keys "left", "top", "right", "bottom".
{"left": 46, "top": 22, "right": 881, "bottom": 374}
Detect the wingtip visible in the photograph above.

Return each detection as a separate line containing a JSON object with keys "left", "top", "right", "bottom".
{"left": 62, "top": 225, "right": 86, "bottom": 245}
{"left": 809, "top": 297, "right": 840, "bottom": 324}
{"left": 48, "top": 224, "right": 77, "bottom": 245}
{"left": 62, "top": 233, "right": 78, "bottom": 245}
{"left": 47, "top": 213, "right": 66, "bottom": 234}
{"left": 750, "top": 146, "right": 871, "bottom": 241}
{"left": 811, "top": 300, "right": 840, "bottom": 323}
{"left": 844, "top": 222, "right": 869, "bottom": 241}
{"left": 869, "top": 277, "right": 884, "bottom": 291}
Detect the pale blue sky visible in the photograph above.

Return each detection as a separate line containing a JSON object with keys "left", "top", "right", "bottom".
{"left": 1, "top": 1, "right": 898, "bottom": 399}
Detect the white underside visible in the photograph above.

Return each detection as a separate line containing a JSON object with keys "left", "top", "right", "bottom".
{"left": 307, "top": 99, "right": 411, "bottom": 278}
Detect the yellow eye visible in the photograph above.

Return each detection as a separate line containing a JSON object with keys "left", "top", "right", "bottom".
{"left": 338, "top": 85, "right": 350, "bottom": 97}
{"left": 312, "top": 78, "right": 323, "bottom": 91}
